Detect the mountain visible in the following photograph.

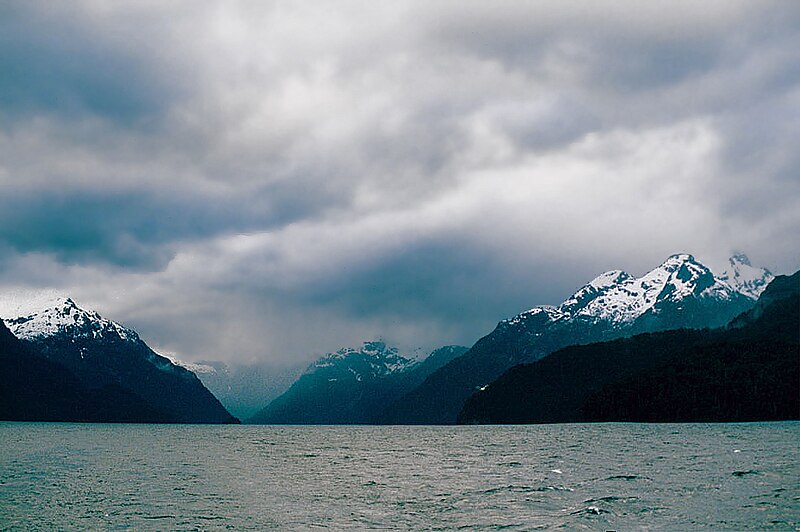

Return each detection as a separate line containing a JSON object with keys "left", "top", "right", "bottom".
{"left": 249, "top": 342, "right": 467, "bottom": 424}
{"left": 729, "top": 267, "right": 799, "bottom": 326}
{"left": 0, "top": 318, "right": 174, "bottom": 422}
{"left": 381, "top": 254, "right": 772, "bottom": 424}
{"left": 1, "top": 297, "right": 238, "bottom": 424}
{"left": 718, "top": 253, "right": 775, "bottom": 300}
{"left": 458, "top": 270, "right": 799, "bottom": 424}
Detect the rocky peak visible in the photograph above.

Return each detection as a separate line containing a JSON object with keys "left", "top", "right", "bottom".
{"left": 659, "top": 257, "right": 717, "bottom": 299}
{"left": 719, "top": 253, "right": 774, "bottom": 300}
{"left": 658, "top": 253, "right": 698, "bottom": 272}
{"left": 309, "top": 341, "right": 416, "bottom": 380}
{"left": 2, "top": 296, "right": 138, "bottom": 343}
{"left": 505, "top": 253, "right": 761, "bottom": 330}
{"left": 560, "top": 270, "right": 633, "bottom": 315}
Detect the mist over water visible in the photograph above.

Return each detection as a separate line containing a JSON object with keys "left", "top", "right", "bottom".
{"left": 1, "top": 422, "right": 798, "bottom": 529}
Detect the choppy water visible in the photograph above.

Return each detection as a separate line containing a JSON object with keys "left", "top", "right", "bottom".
{"left": 1, "top": 422, "right": 798, "bottom": 530}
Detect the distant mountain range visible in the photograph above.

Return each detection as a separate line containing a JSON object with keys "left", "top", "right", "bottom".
{"left": 249, "top": 342, "right": 467, "bottom": 424}
{"left": 1, "top": 252, "right": 791, "bottom": 426}
{"left": 0, "top": 297, "right": 238, "bottom": 423}
{"left": 379, "top": 254, "right": 773, "bottom": 424}
{"left": 458, "top": 270, "right": 799, "bottom": 424}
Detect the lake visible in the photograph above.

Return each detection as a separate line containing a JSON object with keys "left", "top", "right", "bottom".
{"left": 1, "top": 422, "right": 798, "bottom": 529}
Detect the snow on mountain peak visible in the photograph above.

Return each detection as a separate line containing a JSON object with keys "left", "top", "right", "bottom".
{"left": 0, "top": 290, "right": 69, "bottom": 320}
{"left": 1, "top": 295, "right": 138, "bottom": 343}
{"left": 719, "top": 254, "right": 774, "bottom": 300}
{"left": 502, "top": 253, "right": 766, "bottom": 330}
{"left": 310, "top": 341, "right": 416, "bottom": 379}
{"left": 657, "top": 253, "right": 698, "bottom": 272}
{"left": 558, "top": 270, "right": 632, "bottom": 317}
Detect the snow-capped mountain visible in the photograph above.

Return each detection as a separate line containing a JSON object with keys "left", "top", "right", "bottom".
{"left": 718, "top": 253, "right": 774, "bottom": 300}
{"left": 458, "top": 269, "right": 799, "bottom": 425}
{"left": 309, "top": 341, "right": 417, "bottom": 381}
{"left": 250, "top": 342, "right": 467, "bottom": 424}
{"left": 0, "top": 316, "right": 174, "bottom": 423}
{"left": 0, "top": 296, "right": 237, "bottom": 423}
{"left": 505, "top": 253, "right": 772, "bottom": 331}
{"left": 5, "top": 296, "right": 137, "bottom": 342}
{"left": 3, "top": 297, "right": 181, "bottom": 374}
{"left": 382, "top": 253, "right": 772, "bottom": 424}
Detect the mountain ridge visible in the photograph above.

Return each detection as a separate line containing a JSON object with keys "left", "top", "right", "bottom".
{"left": 0, "top": 317, "right": 173, "bottom": 422}
{"left": 457, "top": 269, "right": 799, "bottom": 424}
{"left": 249, "top": 342, "right": 468, "bottom": 424}
{"left": 380, "top": 253, "right": 773, "bottom": 424}
{"left": 1, "top": 297, "right": 238, "bottom": 424}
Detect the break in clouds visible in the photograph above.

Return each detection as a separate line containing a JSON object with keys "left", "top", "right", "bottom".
{"left": 1, "top": 1, "right": 799, "bottom": 365}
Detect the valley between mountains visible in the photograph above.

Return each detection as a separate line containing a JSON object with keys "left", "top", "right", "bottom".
{"left": 1, "top": 253, "right": 797, "bottom": 424}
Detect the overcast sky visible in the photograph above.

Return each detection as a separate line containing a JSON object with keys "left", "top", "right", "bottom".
{"left": 1, "top": 1, "right": 798, "bottom": 365}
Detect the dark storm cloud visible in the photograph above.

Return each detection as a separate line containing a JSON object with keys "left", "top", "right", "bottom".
{"left": 0, "top": 182, "right": 344, "bottom": 269}
{"left": 285, "top": 237, "right": 570, "bottom": 323}
{"left": 0, "top": 3, "right": 177, "bottom": 126}
{"left": 0, "top": 1, "right": 798, "bottom": 364}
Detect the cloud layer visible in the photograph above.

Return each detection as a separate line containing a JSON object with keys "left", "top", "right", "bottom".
{"left": 1, "top": 1, "right": 799, "bottom": 364}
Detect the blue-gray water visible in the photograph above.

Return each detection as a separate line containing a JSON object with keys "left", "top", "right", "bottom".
{"left": 1, "top": 422, "right": 798, "bottom": 530}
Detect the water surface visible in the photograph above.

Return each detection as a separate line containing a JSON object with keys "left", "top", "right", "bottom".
{"left": 1, "top": 422, "right": 798, "bottom": 529}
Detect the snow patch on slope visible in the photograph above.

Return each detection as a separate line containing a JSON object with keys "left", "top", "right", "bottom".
{"left": 160, "top": 353, "right": 218, "bottom": 375}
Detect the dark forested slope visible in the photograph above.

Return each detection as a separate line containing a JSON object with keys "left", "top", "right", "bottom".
{"left": 0, "top": 319, "right": 170, "bottom": 422}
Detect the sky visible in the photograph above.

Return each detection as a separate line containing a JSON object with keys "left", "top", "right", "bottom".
{"left": 1, "top": 1, "right": 799, "bottom": 366}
